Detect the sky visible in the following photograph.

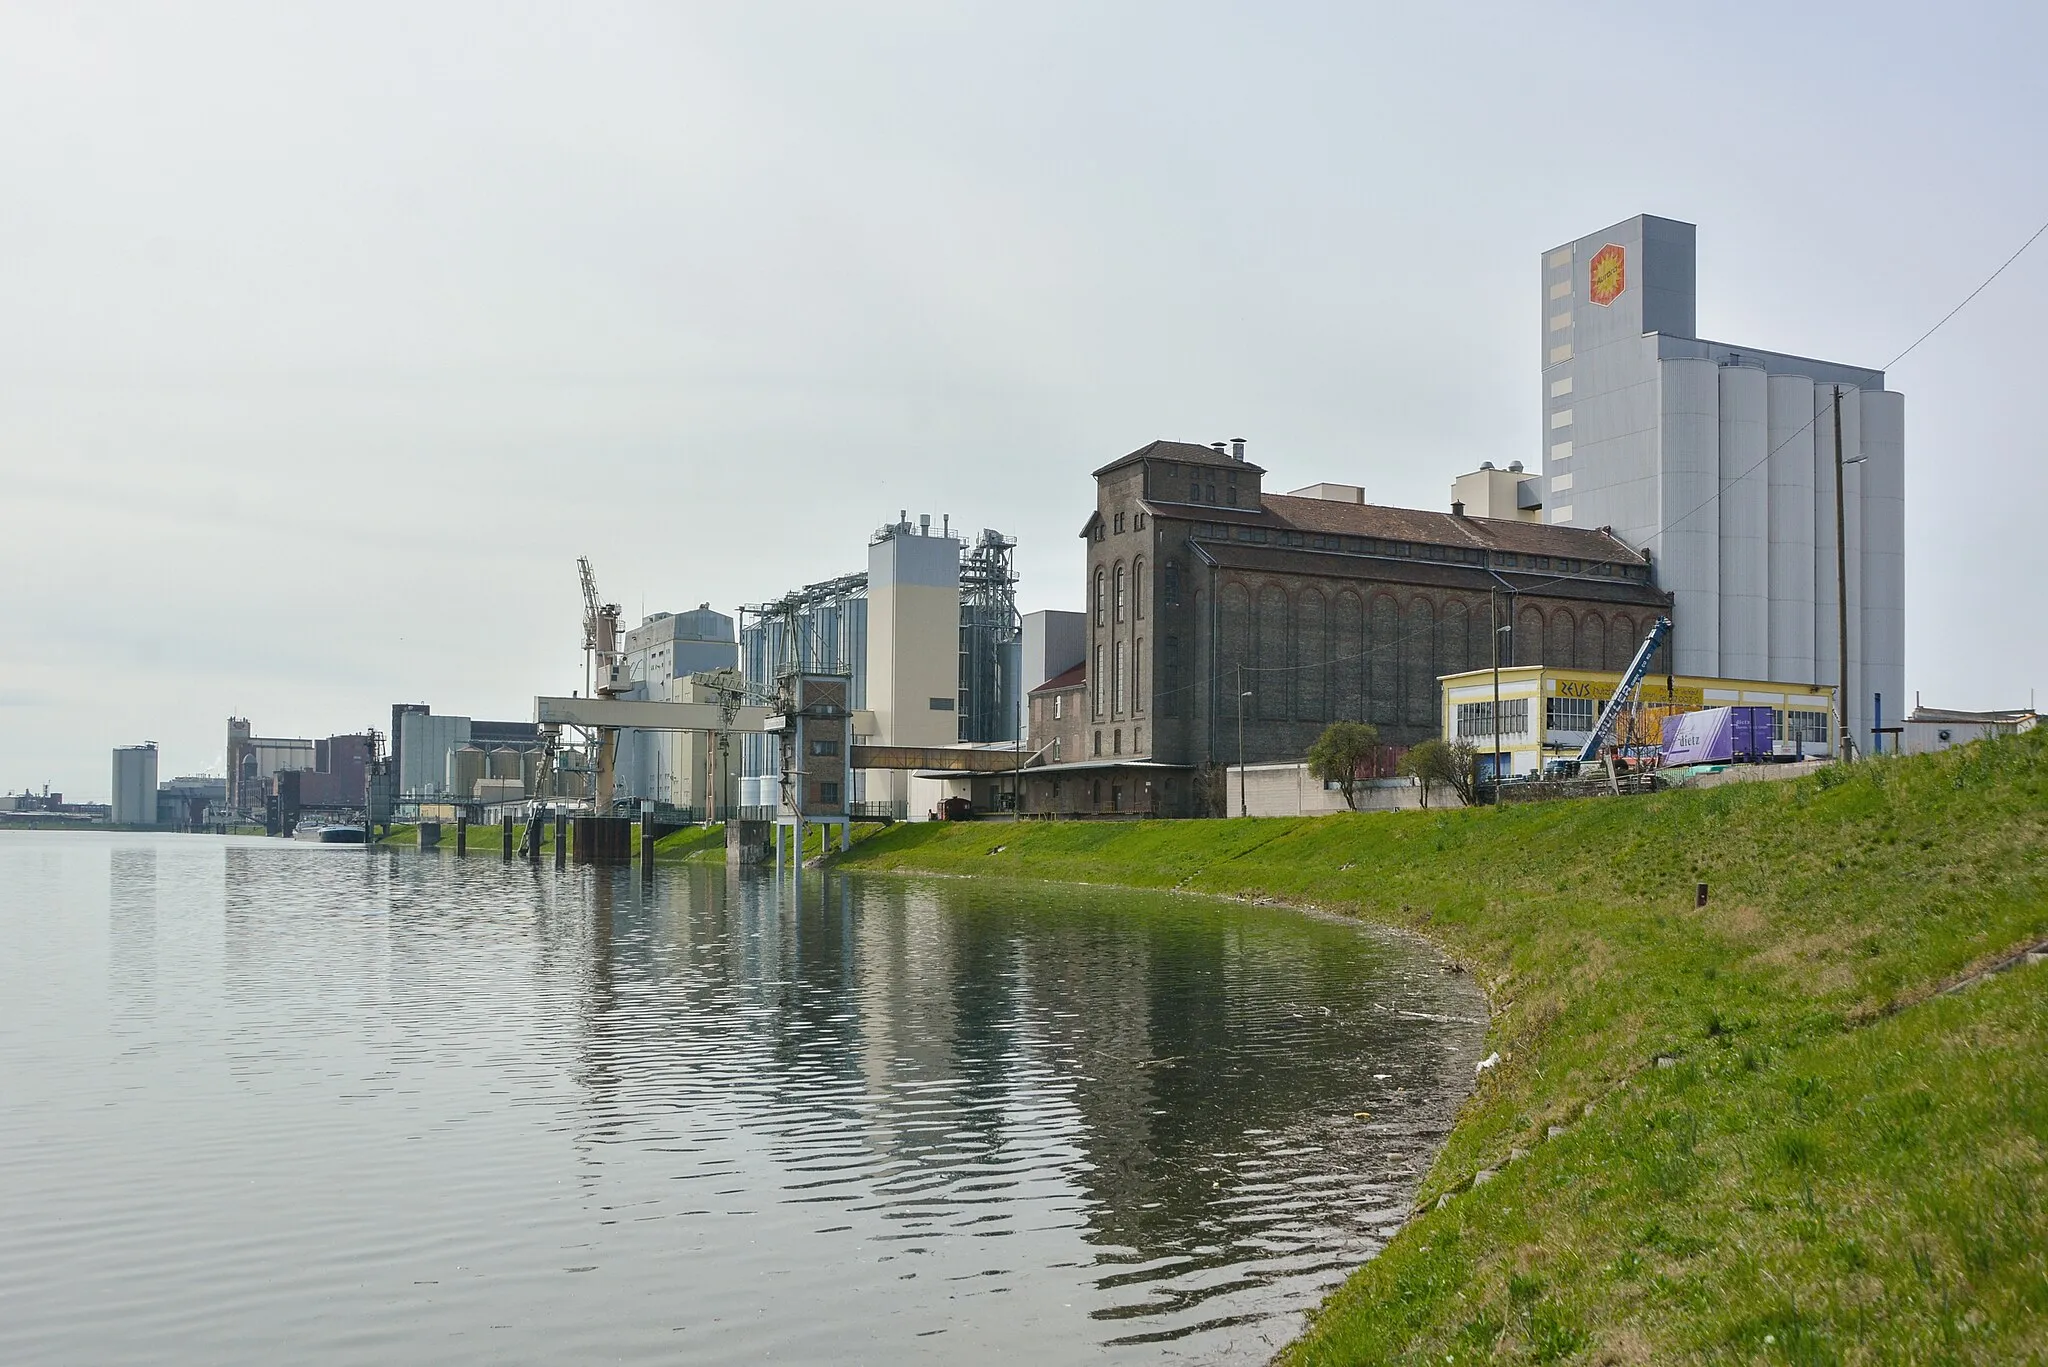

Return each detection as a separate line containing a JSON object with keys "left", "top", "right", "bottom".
{"left": 3, "top": 2, "right": 2044, "bottom": 797}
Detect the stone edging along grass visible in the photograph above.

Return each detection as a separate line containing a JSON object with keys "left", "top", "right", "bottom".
{"left": 828, "top": 730, "right": 2048, "bottom": 1364}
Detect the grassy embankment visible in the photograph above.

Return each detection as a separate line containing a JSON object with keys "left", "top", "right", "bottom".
{"left": 833, "top": 731, "right": 2048, "bottom": 1363}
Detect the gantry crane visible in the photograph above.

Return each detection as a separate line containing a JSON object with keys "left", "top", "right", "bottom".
{"left": 575, "top": 556, "right": 626, "bottom": 808}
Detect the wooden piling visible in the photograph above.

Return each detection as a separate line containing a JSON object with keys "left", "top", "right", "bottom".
{"left": 456, "top": 817, "right": 467, "bottom": 857}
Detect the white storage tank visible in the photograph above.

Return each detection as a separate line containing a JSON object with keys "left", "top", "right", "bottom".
{"left": 1766, "top": 373, "right": 1817, "bottom": 683}
{"left": 1716, "top": 364, "right": 1769, "bottom": 680}
{"left": 447, "top": 746, "right": 485, "bottom": 800}
{"left": 1658, "top": 357, "right": 1721, "bottom": 675}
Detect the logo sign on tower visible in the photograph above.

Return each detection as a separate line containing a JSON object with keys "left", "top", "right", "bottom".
{"left": 1588, "top": 243, "right": 1626, "bottom": 307}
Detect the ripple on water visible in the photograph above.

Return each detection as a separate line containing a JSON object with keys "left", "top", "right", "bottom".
{"left": 0, "top": 832, "right": 1485, "bottom": 1366}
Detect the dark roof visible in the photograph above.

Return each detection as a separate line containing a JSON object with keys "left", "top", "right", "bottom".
{"left": 1093, "top": 439, "right": 1265, "bottom": 480}
{"left": 1031, "top": 661, "right": 1087, "bottom": 694}
{"left": 1190, "top": 541, "right": 1669, "bottom": 607}
{"left": 1255, "top": 493, "right": 1648, "bottom": 563}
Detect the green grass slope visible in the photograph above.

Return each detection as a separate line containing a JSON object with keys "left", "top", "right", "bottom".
{"left": 834, "top": 731, "right": 2048, "bottom": 1364}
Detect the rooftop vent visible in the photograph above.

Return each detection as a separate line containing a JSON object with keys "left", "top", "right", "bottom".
{"left": 1479, "top": 460, "right": 1496, "bottom": 470}
{"left": 1451, "top": 499, "right": 1466, "bottom": 518}
{"left": 1230, "top": 437, "right": 1246, "bottom": 461}
{"left": 1508, "top": 460, "right": 1524, "bottom": 473}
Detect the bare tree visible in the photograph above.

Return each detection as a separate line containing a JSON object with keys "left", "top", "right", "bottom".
{"left": 1307, "top": 722, "right": 1381, "bottom": 810}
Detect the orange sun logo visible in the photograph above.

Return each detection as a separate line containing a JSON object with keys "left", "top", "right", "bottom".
{"left": 1589, "top": 243, "right": 1626, "bottom": 307}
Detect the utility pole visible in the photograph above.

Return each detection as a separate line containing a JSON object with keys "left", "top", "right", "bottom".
{"left": 1832, "top": 385, "right": 1858, "bottom": 762}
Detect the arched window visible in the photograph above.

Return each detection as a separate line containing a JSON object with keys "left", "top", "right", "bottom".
{"left": 1114, "top": 563, "right": 1127, "bottom": 623}
{"left": 1094, "top": 568, "right": 1106, "bottom": 627}
{"left": 1093, "top": 645, "right": 1104, "bottom": 718}
{"left": 1132, "top": 639, "right": 1143, "bottom": 714}
{"left": 1132, "top": 557, "right": 1146, "bottom": 620}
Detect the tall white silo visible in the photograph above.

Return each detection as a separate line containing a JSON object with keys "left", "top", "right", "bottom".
{"left": 1860, "top": 389, "right": 1907, "bottom": 745}
{"left": 1659, "top": 357, "right": 1722, "bottom": 676}
{"left": 1716, "top": 365, "right": 1769, "bottom": 680}
{"left": 1766, "top": 374, "right": 1817, "bottom": 683}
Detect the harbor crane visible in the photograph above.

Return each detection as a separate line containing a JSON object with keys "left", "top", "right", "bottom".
{"left": 571, "top": 556, "right": 626, "bottom": 808}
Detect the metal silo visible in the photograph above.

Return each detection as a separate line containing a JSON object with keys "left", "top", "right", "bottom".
{"left": 1716, "top": 364, "right": 1769, "bottom": 680}
{"left": 447, "top": 746, "right": 485, "bottom": 800}
{"left": 488, "top": 747, "right": 521, "bottom": 780}
{"left": 520, "top": 748, "right": 542, "bottom": 796}
{"left": 1766, "top": 374, "right": 1817, "bottom": 684}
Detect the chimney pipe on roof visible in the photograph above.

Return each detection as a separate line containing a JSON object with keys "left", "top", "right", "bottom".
{"left": 1209, "top": 441, "right": 1226, "bottom": 456}
{"left": 919, "top": 513, "right": 931, "bottom": 536}
{"left": 1451, "top": 499, "right": 1466, "bottom": 518}
{"left": 1230, "top": 437, "right": 1246, "bottom": 461}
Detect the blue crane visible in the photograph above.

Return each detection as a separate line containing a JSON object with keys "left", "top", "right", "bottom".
{"left": 1572, "top": 615, "right": 1673, "bottom": 768}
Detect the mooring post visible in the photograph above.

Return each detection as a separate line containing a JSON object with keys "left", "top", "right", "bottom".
{"left": 456, "top": 817, "right": 467, "bottom": 857}
{"left": 501, "top": 814, "right": 513, "bottom": 860}
{"left": 555, "top": 810, "right": 567, "bottom": 868}
{"left": 640, "top": 809, "right": 655, "bottom": 880}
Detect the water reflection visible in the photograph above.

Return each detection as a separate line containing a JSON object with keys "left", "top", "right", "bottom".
{"left": 3, "top": 834, "right": 1484, "bottom": 1366}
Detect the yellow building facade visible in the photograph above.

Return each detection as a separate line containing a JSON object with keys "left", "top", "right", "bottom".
{"left": 1439, "top": 665, "right": 1838, "bottom": 777}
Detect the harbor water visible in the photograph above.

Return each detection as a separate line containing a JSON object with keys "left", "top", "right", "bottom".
{"left": 0, "top": 832, "right": 1487, "bottom": 1364}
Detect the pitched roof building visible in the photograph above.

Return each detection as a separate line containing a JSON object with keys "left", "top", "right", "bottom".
{"left": 1021, "top": 439, "right": 1672, "bottom": 817}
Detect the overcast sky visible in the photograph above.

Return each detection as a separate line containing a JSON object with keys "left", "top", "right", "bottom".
{"left": 4, "top": 2, "right": 2043, "bottom": 797}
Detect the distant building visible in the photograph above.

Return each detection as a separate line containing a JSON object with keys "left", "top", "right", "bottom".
{"left": 157, "top": 774, "right": 225, "bottom": 830}
{"left": 111, "top": 744, "right": 159, "bottom": 826}
{"left": 1438, "top": 664, "right": 1838, "bottom": 777}
{"left": 740, "top": 514, "right": 1021, "bottom": 816}
{"left": 1537, "top": 214, "right": 1905, "bottom": 751}
{"left": 1902, "top": 703, "right": 2039, "bottom": 756}
{"left": 615, "top": 606, "right": 740, "bottom": 806}
{"left": 225, "top": 719, "right": 313, "bottom": 813}
{"left": 1019, "top": 609, "right": 1086, "bottom": 740}
{"left": 391, "top": 706, "right": 544, "bottom": 799}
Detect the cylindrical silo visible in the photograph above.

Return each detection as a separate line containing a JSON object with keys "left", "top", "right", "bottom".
{"left": 1716, "top": 364, "right": 1769, "bottom": 680}
{"left": 1767, "top": 374, "right": 1817, "bottom": 683}
{"left": 1659, "top": 357, "right": 1722, "bottom": 676}
{"left": 521, "top": 749, "right": 542, "bottom": 796}
{"left": 488, "top": 747, "right": 521, "bottom": 780}
{"left": 447, "top": 745, "right": 485, "bottom": 800}
{"left": 1859, "top": 389, "right": 1907, "bottom": 751}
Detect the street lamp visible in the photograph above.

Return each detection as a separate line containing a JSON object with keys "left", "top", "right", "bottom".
{"left": 1237, "top": 665, "right": 1253, "bottom": 818}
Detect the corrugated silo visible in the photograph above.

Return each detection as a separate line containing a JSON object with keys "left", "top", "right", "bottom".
{"left": 1859, "top": 389, "right": 1907, "bottom": 744}
{"left": 447, "top": 745, "right": 485, "bottom": 800}
{"left": 520, "top": 749, "right": 542, "bottom": 796}
{"left": 1659, "top": 357, "right": 1721, "bottom": 675}
{"left": 1716, "top": 364, "right": 1769, "bottom": 679}
{"left": 487, "top": 747, "right": 521, "bottom": 780}
{"left": 1766, "top": 374, "right": 1817, "bottom": 683}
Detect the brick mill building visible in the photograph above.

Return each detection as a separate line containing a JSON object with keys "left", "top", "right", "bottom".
{"left": 1020, "top": 440, "right": 1672, "bottom": 817}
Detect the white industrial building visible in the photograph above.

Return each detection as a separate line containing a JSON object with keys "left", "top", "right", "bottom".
{"left": 111, "top": 744, "right": 159, "bottom": 826}
{"left": 613, "top": 605, "right": 741, "bottom": 808}
{"left": 1536, "top": 214, "right": 1906, "bottom": 753}
{"left": 739, "top": 514, "right": 1022, "bottom": 817}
